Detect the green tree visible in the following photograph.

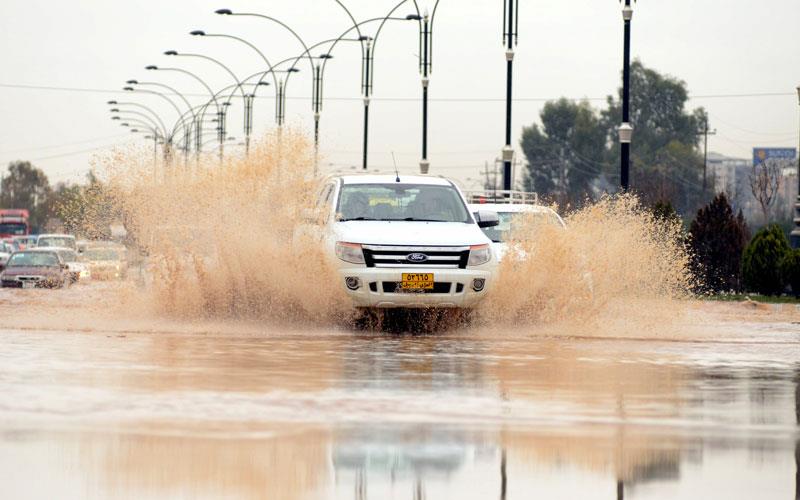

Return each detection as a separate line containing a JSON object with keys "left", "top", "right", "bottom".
{"left": 688, "top": 193, "right": 748, "bottom": 293}
{"left": 601, "top": 61, "right": 705, "bottom": 214}
{"left": 652, "top": 199, "right": 679, "bottom": 224}
{"left": 742, "top": 224, "right": 791, "bottom": 295}
{"left": 0, "top": 161, "right": 53, "bottom": 230}
{"left": 54, "top": 171, "right": 119, "bottom": 239}
{"left": 521, "top": 99, "right": 606, "bottom": 206}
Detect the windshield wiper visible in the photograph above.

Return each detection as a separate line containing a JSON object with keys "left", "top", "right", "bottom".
{"left": 338, "top": 216, "right": 376, "bottom": 222}
{"left": 391, "top": 217, "right": 449, "bottom": 222}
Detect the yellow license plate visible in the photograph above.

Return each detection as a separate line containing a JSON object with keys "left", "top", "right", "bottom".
{"left": 401, "top": 273, "right": 434, "bottom": 290}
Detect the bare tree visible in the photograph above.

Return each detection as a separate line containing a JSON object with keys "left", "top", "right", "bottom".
{"left": 749, "top": 158, "right": 782, "bottom": 224}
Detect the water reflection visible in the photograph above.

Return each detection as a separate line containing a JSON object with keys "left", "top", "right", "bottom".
{"left": 1, "top": 331, "right": 799, "bottom": 499}
{"left": 795, "top": 366, "right": 799, "bottom": 500}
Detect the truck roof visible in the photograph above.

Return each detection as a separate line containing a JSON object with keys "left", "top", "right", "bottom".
{"left": 337, "top": 174, "right": 454, "bottom": 187}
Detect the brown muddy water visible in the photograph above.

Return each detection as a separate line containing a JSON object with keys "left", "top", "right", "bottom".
{"left": 1, "top": 283, "right": 799, "bottom": 499}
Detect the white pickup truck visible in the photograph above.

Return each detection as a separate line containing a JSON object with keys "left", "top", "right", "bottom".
{"left": 306, "top": 175, "right": 500, "bottom": 309}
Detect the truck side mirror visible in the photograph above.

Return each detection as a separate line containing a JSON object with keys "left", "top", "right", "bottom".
{"left": 475, "top": 210, "right": 500, "bottom": 228}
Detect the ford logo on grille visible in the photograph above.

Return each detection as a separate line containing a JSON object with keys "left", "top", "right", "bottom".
{"left": 407, "top": 253, "right": 428, "bottom": 263}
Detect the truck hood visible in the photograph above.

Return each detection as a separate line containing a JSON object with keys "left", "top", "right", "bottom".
{"left": 334, "top": 221, "right": 490, "bottom": 247}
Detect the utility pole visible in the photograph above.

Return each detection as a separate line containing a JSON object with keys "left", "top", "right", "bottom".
{"left": 502, "top": 0, "right": 519, "bottom": 191}
{"left": 619, "top": 0, "right": 634, "bottom": 191}
{"left": 698, "top": 115, "right": 716, "bottom": 197}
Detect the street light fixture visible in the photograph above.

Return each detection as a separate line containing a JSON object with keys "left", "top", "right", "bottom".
{"left": 501, "top": 0, "right": 519, "bottom": 190}
{"left": 165, "top": 49, "right": 245, "bottom": 162}
{"left": 619, "top": 0, "right": 635, "bottom": 191}
{"left": 409, "top": 3, "right": 440, "bottom": 175}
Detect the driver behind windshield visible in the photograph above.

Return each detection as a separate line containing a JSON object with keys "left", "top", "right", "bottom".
{"left": 410, "top": 189, "right": 453, "bottom": 221}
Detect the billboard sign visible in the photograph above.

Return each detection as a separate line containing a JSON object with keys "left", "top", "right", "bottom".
{"left": 753, "top": 147, "right": 796, "bottom": 166}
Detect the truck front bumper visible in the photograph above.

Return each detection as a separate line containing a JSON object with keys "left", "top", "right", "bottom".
{"left": 338, "top": 267, "right": 493, "bottom": 309}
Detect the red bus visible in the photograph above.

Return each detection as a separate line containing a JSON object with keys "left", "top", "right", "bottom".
{"left": 0, "top": 209, "right": 30, "bottom": 239}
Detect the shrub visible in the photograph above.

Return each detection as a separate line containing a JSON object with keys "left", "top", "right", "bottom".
{"left": 780, "top": 249, "right": 800, "bottom": 297}
{"left": 742, "top": 224, "right": 791, "bottom": 295}
{"left": 653, "top": 199, "right": 680, "bottom": 224}
{"left": 688, "top": 193, "right": 748, "bottom": 293}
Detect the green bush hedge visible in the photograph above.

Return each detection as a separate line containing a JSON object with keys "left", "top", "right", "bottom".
{"left": 742, "top": 225, "right": 791, "bottom": 296}
{"left": 688, "top": 193, "right": 748, "bottom": 293}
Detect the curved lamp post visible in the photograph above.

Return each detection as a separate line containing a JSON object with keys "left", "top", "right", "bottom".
{"left": 188, "top": 29, "right": 275, "bottom": 156}
{"left": 107, "top": 100, "right": 168, "bottom": 137}
{"left": 127, "top": 79, "right": 196, "bottom": 167}
{"left": 213, "top": 9, "right": 316, "bottom": 141}
{"left": 164, "top": 49, "right": 245, "bottom": 163}
{"left": 145, "top": 64, "right": 220, "bottom": 156}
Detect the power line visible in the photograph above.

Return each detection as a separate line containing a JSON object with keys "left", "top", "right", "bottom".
{"left": 0, "top": 133, "right": 129, "bottom": 155}
{"left": 0, "top": 82, "right": 795, "bottom": 102}
{"left": 2, "top": 141, "right": 134, "bottom": 163}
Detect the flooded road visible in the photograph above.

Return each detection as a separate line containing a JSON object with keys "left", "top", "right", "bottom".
{"left": 1, "top": 285, "right": 799, "bottom": 499}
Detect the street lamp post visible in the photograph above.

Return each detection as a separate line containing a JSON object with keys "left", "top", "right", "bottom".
{"left": 189, "top": 29, "right": 280, "bottom": 157}
{"left": 619, "top": 0, "right": 634, "bottom": 191}
{"left": 355, "top": 13, "right": 421, "bottom": 171}
{"left": 502, "top": 0, "right": 519, "bottom": 191}
{"left": 126, "top": 79, "right": 195, "bottom": 167}
{"left": 791, "top": 85, "right": 800, "bottom": 248}
{"left": 362, "top": 36, "right": 372, "bottom": 170}
{"left": 145, "top": 64, "right": 221, "bottom": 157}
{"left": 407, "top": 6, "right": 438, "bottom": 175}
{"left": 164, "top": 50, "right": 245, "bottom": 164}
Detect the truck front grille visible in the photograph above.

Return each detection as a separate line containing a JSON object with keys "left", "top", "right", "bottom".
{"left": 362, "top": 245, "right": 470, "bottom": 269}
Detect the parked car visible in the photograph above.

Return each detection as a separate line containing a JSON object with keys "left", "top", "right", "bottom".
{"left": 83, "top": 246, "right": 127, "bottom": 280}
{"left": 0, "top": 249, "right": 69, "bottom": 288}
{"left": 52, "top": 247, "right": 91, "bottom": 283}
{"left": 35, "top": 233, "right": 77, "bottom": 250}
{"left": 300, "top": 174, "right": 500, "bottom": 310}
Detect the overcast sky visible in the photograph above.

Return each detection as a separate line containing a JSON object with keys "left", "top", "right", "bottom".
{"left": 1, "top": 0, "right": 798, "bottom": 188}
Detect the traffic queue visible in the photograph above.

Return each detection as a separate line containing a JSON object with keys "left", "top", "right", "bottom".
{"left": 0, "top": 233, "right": 128, "bottom": 289}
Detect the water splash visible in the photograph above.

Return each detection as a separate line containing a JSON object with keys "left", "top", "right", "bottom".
{"left": 478, "top": 195, "right": 694, "bottom": 334}
{"left": 95, "top": 131, "right": 348, "bottom": 324}
{"left": 85, "top": 135, "right": 694, "bottom": 333}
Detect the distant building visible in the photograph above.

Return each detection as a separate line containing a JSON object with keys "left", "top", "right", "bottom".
{"left": 706, "top": 150, "right": 797, "bottom": 224}
{"left": 706, "top": 152, "right": 751, "bottom": 213}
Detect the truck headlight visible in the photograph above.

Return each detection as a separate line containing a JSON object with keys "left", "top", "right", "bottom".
{"left": 335, "top": 242, "right": 365, "bottom": 265}
{"left": 468, "top": 244, "right": 491, "bottom": 266}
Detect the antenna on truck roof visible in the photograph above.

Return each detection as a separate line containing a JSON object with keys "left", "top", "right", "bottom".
{"left": 391, "top": 152, "right": 400, "bottom": 182}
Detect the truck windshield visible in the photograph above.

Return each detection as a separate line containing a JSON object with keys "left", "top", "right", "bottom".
{"left": 337, "top": 184, "right": 470, "bottom": 223}
{"left": 0, "top": 223, "right": 26, "bottom": 236}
